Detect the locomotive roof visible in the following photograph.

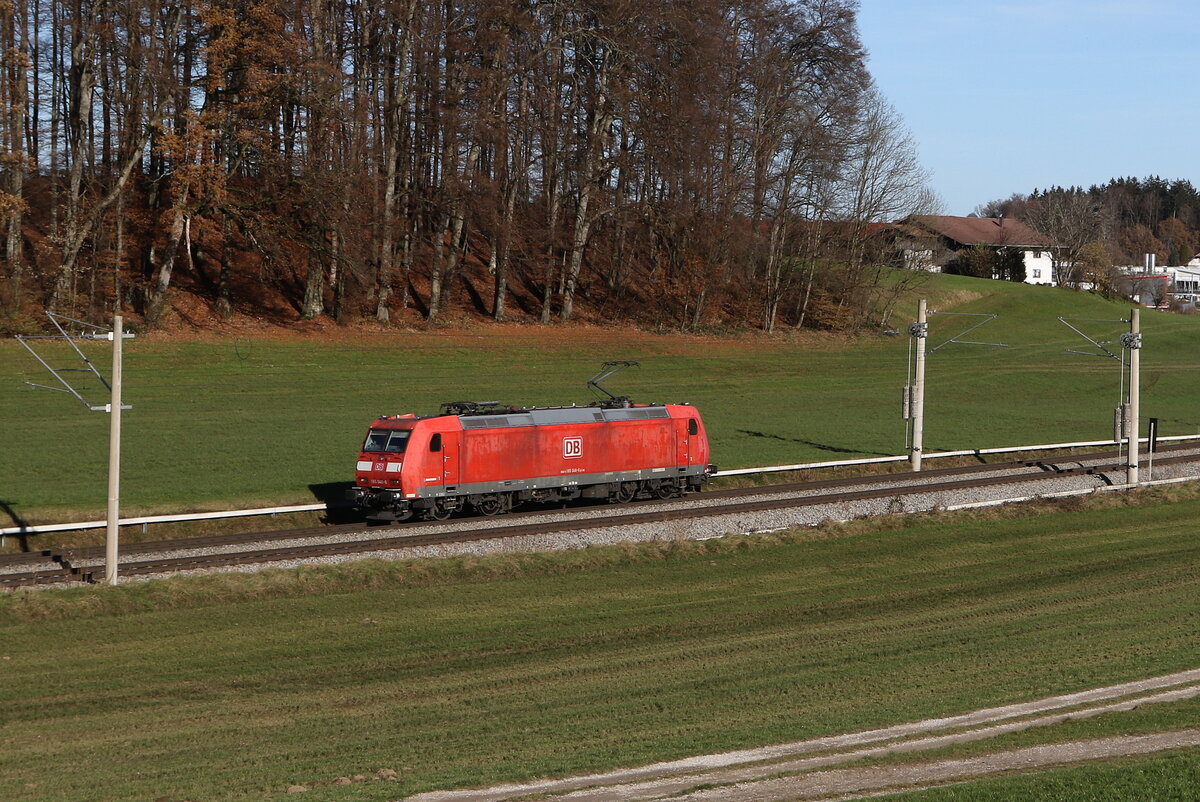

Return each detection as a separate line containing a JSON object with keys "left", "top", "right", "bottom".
{"left": 457, "top": 404, "right": 671, "bottom": 429}
{"left": 374, "top": 403, "right": 692, "bottom": 429}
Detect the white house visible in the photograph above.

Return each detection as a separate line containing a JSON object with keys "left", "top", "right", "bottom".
{"left": 1022, "top": 249, "right": 1057, "bottom": 285}
{"left": 895, "top": 216, "right": 1058, "bottom": 286}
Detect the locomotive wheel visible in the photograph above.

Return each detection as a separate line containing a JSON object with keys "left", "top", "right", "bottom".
{"left": 615, "top": 482, "right": 638, "bottom": 503}
{"left": 393, "top": 509, "right": 414, "bottom": 522}
{"left": 423, "top": 504, "right": 451, "bottom": 521}
{"left": 474, "top": 494, "right": 507, "bottom": 516}
{"left": 654, "top": 481, "right": 675, "bottom": 500}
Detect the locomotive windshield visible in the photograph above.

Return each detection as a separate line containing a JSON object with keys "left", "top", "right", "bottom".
{"left": 364, "top": 428, "right": 411, "bottom": 454}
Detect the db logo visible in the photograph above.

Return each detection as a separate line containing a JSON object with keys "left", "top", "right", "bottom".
{"left": 563, "top": 436, "right": 583, "bottom": 459}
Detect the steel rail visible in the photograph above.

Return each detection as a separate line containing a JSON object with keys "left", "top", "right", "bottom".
{"left": 6, "top": 438, "right": 1200, "bottom": 537}
{"left": 6, "top": 449, "right": 1200, "bottom": 589}
{"left": 0, "top": 453, "right": 1105, "bottom": 573}
{"left": 73, "top": 465, "right": 1122, "bottom": 580}
{"left": 1, "top": 459, "right": 1131, "bottom": 588}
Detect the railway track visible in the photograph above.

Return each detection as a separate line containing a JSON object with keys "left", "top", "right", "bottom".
{"left": 3, "top": 446, "right": 1196, "bottom": 589}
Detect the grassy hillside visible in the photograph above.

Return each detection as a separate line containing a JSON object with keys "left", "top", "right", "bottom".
{"left": 1, "top": 489, "right": 1197, "bottom": 800}
{"left": 3, "top": 272, "right": 1200, "bottom": 524}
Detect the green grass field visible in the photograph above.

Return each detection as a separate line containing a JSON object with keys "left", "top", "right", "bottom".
{"left": 1, "top": 489, "right": 1197, "bottom": 800}
{"left": 5, "top": 272, "right": 1200, "bottom": 527}
{"left": 880, "top": 751, "right": 1200, "bottom": 801}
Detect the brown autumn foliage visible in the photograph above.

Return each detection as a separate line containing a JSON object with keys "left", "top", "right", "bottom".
{"left": 0, "top": 0, "right": 937, "bottom": 335}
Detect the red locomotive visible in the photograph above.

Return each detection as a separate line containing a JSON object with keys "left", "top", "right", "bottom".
{"left": 347, "top": 365, "right": 713, "bottom": 522}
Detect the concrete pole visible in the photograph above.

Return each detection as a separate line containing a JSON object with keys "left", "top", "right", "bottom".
{"left": 911, "top": 299, "right": 928, "bottom": 472}
{"left": 105, "top": 315, "right": 123, "bottom": 585}
{"left": 1126, "top": 308, "right": 1140, "bottom": 486}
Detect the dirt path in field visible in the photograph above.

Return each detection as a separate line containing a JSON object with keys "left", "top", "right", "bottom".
{"left": 656, "top": 730, "right": 1200, "bottom": 801}
{"left": 405, "top": 668, "right": 1200, "bottom": 802}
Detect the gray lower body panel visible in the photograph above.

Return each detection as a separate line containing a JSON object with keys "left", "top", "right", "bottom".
{"left": 417, "top": 464, "right": 709, "bottom": 499}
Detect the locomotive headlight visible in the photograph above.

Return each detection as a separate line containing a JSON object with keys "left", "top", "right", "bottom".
{"left": 356, "top": 460, "right": 372, "bottom": 471}
{"left": 386, "top": 462, "right": 404, "bottom": 473}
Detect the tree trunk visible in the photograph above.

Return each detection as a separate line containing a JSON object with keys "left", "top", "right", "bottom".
{"left": 491, "top": 122, "right": 520, "bottom": 322}
{"left": 538, "top": 7, "right": 566, "bottom": 324}
{"left": 541, "top": 182, "right": 560, "bottom": 324}
{"left": 489, "top": 243, "right": 506, "bottom": 321}
{"left": 561, "top": 193, "right": 593, "bottom": 320}
{"left": 146, "top": 198, "right": 189, "bottom": 326}
{"left": 3, "top": 186, "right": 23, "bottom": 315}
{"left": 492, "top": 179, "right": 518, "bottom": 321}
{"left": 690, "top": 287, "right": 706, "bottom": 329}
{"left": 376, "top": 5, "right": 417, "bottom": 323}
{"left": 2, "top": 0, "right": 27, "bottom": 315}
{"left": 377, "top": 135, "right": 398, "bottom": 323}
{"left": 330, "top": 226, "right": 345, "bottom": 322}
{"left": 216, "top": 215, "right": 233, "bottom": 318}
{"left": 439, "top": 205, "right": 467, "bottom": 317}
{"left": 399, "top": 213, "right": 413, "bottom": 309}
{"left": 301, "top": 240, "right": 325, "bottom": 319}
{"left": 50, "top": 5, "right": 96, "bottom": 312}
{"left": 427, "top": 210, "right": 451, "bottom": 322}
{"left": 53, "top": 134, "right": 149, "bottom": 312}
{"left": 561, "top": 43, "right": 614, "bottom": 321}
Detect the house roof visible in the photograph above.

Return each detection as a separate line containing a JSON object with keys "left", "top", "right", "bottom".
{"left": 866, "top": 222, "right": 933, "bottom": 240}
{"left": 908, "top": 215, "right": 1052, "bottom": 248}
{"left": 785, "top": 220, "right": 935, "bottom": 241}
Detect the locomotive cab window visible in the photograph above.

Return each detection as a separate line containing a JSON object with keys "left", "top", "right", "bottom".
{"left": 688, "top": 419, "right": 698, "bottom": 436}
{"left": 430, "top": 433, "right": 443, "bottom": 452}
{"left": 364, "top": 429, "right": 411, "bottom": 454}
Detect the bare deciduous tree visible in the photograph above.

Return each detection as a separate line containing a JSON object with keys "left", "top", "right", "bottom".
{"left": 2, "top": 0, "right": 949, "bottom": 333}
{"left": 1020, "top": 189, "right": 1106, "bottom": 288}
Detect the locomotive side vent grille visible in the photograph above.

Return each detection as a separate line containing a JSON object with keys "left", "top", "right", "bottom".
{"left": 461, "top": 414, "right": 536, "bottom": 429}
{"left": 603, "top": 407, "right": 670, "bottom": 422}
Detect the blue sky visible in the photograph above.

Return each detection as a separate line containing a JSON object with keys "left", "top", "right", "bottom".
{"left": 856, "top": 1, "right": 1199, "bottom": 216}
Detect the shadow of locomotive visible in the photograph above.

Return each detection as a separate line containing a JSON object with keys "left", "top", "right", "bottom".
{"left": 307, "top": 482, "right": 367, "bottom": 525}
